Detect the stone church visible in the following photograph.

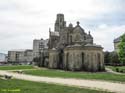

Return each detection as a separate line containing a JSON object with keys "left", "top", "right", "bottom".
{"left": 40, "top": 14, "right": 105, "bottom": 72}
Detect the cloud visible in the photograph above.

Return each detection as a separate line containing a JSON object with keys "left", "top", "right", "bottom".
{"left": 0, "top": 0, "right": 124, "bottom": 53}
{"left": 91, "top": 24, "right": 125, "bottom": 51}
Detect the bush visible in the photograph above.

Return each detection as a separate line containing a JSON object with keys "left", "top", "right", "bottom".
{"left": 104, "top": 51, "right": 121, "bottom": 66}
{"left": 117, "top": 68, "right": 125, "bottom": 73}
{"left": 110, "top": 52, "right": 120, "bottom": 66}
{"left": 116, "top": 68, "right": 119, "bottom": 72}
{"left": 104, "top": 51, "right": 110, "bottom": 65}
{"left": 120, "top": 70, "right": 123, "bottom": 73}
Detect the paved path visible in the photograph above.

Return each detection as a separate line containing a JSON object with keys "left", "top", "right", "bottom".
{"left": 0, "top": 70, "right": 125, "bottom": 93}
{"left": 106, "top": 68, "right": 124, "bottom": 75}
{"left": 6, "top": 69, "right": 37, "bottom": 71}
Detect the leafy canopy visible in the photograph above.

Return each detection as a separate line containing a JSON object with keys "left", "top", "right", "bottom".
{"left": 118, "top": 34, "right": 125, "bottom": 64}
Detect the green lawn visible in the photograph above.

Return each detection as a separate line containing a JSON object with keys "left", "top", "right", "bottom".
{"left": 1, "top": 65, "right": 125, "bottom": 83}
{"left": 0, "top": 79, "right": 113, "bottom": 93}
{"left": 0, "top": 65, "right": 34, "bottom": 70}
{"left": 23, "top": 68, "right": 125, "bottom": 82}
{"left": 107, "top": 66, "right": 125, "bottom": 73}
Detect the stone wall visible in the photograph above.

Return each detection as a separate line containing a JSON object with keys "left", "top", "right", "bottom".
{"left": 48, "top": 49, "right": 59, "bottom": 69}
{"left": 64, "top": 46, "right": 105, "bottom": 72}
{"left": 48, "top": 45, "right": 105, "bottom": 72}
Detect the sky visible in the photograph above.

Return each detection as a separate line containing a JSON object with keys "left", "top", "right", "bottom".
{"left": 0, "top": 0, "right": 125, "bottom": 54}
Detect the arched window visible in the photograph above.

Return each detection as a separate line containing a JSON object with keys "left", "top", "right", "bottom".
{"left": 81, "top": 52, "right": 84, "bottom": 63}
{"left": 97, "top": 53, "right": 101, "bottom": 71}
{"left": 81, "top": 52, "right": 84, "bottom": 69}
{"left": 84, "top": 36, "right": 86, "bottom": 40}
{"left": 66, "top": 53, "right": 69, "bottom": 70}
{"left": 70, "top": 35, "right": 72, "bottom": 44}
{"left": 75, "top": 34, "right": 80, "bottom": 41}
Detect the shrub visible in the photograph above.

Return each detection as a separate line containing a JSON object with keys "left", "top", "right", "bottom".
{"left": 120, "top": 70, "right": 123, "bottom": 73}
{"left": 110, "top": 52, "right": 120, "bottom": 66}
{"left": 116, "top": 68, "right": 119, "bottom": 72}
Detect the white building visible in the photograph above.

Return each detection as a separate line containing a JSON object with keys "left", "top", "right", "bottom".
{"left": 8, "top": 49, "right": 33, "bottom": 64}
{"left": 33, "top": 38, "right": 48, "bottom": 58}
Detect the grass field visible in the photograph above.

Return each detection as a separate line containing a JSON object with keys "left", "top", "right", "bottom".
{"left": 0, "top": 65, "right": 34, "bottom": 70}
{"left": 23, "top": 68, "right": 125, "bottom": 82}
{"left": 0, "top": 65, "right": 125, "bottom": 82}
{"left": 0, "top": 78, "right": 113, "bottom": 93}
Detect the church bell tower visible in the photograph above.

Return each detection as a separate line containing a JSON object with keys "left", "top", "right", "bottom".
{"left": 54, "top": 14, "right": 66, "bottom": 32}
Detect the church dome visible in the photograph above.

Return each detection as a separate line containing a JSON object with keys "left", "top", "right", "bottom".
{"left": 69, "top": 23, "right": 73, "bottom": 28}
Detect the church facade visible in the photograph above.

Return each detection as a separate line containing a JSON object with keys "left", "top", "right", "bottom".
{"left": 39, "top": 14, "right": 105, "bottom": 72}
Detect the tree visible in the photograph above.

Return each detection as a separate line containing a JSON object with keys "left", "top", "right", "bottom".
{"left": 110, "top": 52, "right": 120, "bottom": 66}
{"left": 118, "top": 34, "right": 125, "bottom": 65}
{"left": 104, "top": 51, "right": 110, "bottom": 65}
